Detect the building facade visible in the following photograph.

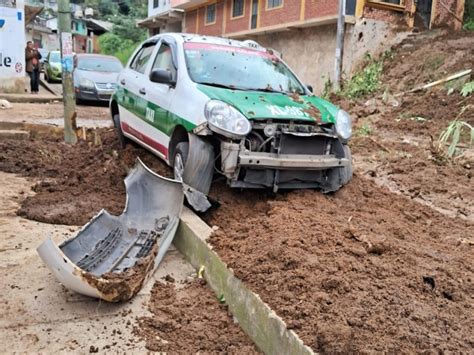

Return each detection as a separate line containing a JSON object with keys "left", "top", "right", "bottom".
{"left": 139, "top": 0, "right": 465, "bottom": 93}
{"left": 0, "top": 0, "right": 26, "bottom": 93}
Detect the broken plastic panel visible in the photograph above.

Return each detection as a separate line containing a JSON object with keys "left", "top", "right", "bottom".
{"left": 37, "top": 158, "right": 184, "bottom": 302}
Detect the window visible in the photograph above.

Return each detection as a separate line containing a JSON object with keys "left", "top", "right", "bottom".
{"left": 366, "top": 0, "right": 405, "bottom": 11}
{"left": 232, "top": 0, "right": 244, "bottom": 18}
{"left": 184, "top": 42, "right": 306, "bottom": 94}
{"left": 375, "top": 0, "right": 402, "bottom": 4}
{"left": 130, "top": 44, "right": 155, "bottom": 74}
{"left": 153, "top": 0, "right": 159, "bottom": 8}
{"left": 151, "top": 43, "right": 176, "bottom": 79}
{"left": 206, "top": 3, "right": 216, "bottom": 24}
{"left": 267, "top": 0, "right": 282, "bottom": 9}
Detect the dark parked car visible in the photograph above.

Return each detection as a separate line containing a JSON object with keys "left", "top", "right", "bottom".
{"left": 73, "top": 54, "right": 123, "bottom": 104}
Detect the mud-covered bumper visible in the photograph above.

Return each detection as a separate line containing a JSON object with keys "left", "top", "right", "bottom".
{"left": 220, "top": 133, "right": 352, "bottom": 191}
{"left": 239, "top": 152, "right": 349, "bottom": 170}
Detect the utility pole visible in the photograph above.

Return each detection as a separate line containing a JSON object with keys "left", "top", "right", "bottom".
{"left": 334, "top": 0, "right": 346, "bottom": 91}
{"left": 58, "top": 0, "right": 77, "bottom": 144}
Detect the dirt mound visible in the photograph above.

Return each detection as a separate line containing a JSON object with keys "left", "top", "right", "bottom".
{"left": 0, "top": 130, "right": 171, "bottom": 225}
{"left": 383, "top": 30, "right": 474, "bottom": 93}
{"left": 134, "top": 280, "right": 259, "bottom": 353}
{"left": 206, "top": 175, "right": 474, "bottom": 352}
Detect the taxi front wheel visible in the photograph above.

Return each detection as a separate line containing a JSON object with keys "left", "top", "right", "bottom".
{"left": 173, "top": 142, "right": 188, "bottom": 183}
{"left": 173, "top": 135, "right": 214, "bottom": 195}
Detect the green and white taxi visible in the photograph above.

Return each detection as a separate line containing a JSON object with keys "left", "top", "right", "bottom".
{"left": 110, "top": 33, "right": 353, "bottom": 194}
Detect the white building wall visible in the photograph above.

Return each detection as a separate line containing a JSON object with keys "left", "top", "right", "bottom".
{"left": 0, "top": 0, "right": 26, "bottom": 93}
{"left": 148, "top": 0, "right": 171, "bottom": 17}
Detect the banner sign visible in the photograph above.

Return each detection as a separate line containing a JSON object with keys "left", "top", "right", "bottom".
{"left": 0, "top": 5, "right": 26, "bottom": 78}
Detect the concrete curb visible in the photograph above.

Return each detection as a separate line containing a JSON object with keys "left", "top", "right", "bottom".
{"left": 0, "top": 129, "right": 30, "bottom": 140}
{"left": 0, "top": 93, "right": 61, "bottom": 103}
{"left": 0, "top": 122, "right": 63, "bottom": 138}
{"left": 174, "top": 208, "right": 314, "bottom": 355}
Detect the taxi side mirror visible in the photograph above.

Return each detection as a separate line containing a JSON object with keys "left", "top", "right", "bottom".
{"left": 150, "top": 69, "right": 176, "bottom": 86}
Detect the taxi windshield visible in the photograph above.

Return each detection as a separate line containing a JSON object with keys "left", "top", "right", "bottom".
{"left": 184, "top": 42, "right": 305, "bottom": 94}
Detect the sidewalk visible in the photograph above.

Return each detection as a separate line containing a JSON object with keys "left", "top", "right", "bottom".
{"left": 0, "top": 92, "right": 61, "bottom": 103}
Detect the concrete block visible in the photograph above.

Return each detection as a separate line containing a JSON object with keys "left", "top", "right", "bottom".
{"left": 0, "top": 129, "right": 30, "bottom": 140}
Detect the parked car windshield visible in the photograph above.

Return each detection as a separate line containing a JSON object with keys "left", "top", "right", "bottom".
{"left": 77, "top": 57, "right": 123, "bottom": 73}
{"left": 184, "top": 42, "right": 306, "bottom": 94}
{"left": 50, "top": 52, "right": 61, "bottom": 62}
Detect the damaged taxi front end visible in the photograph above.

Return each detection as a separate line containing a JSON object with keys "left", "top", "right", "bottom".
{"left": 194, "top": 84, "right": 353, "bottom": 193}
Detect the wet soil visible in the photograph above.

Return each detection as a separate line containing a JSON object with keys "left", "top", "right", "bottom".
{"left": 202, "top": 31, "right": 474, "bottom": 352}
{"left": 135, "top": 280, "right": 259, "bottom": 353}
{"left": 0, "top": 102, "right": 109, "bottom": 123}
{"left": 0, "top": 29, "right": 473, "bottom": 353}
{"left": 0, "top": 130, "right": 171, "bottom": 225}
{"left": 382, "top": 30, "right": 474, "bottom": 94}
{"left": 205, "top": 175, "right": 473, "bottom": 352}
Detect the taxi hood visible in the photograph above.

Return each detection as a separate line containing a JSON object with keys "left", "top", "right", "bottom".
{"left": 197, "top": 84, "right": 339, "bottom": 124}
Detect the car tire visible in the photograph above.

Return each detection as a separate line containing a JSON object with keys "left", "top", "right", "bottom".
{"left": 45, "top": 72, "right": 50, "bottom": 83}
{"left": 113, "top": 114, "right": 128, "bottom": 149}
{"left": 340, "top": 145, "right": 353, "bottom": 185}
{"left": 173, "top": 142, "right": 189, "bottom": 183}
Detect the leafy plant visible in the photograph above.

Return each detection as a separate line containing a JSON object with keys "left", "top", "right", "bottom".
{"left": 464, "top": 19, "right": 474, "bottom": 31}
{"left": 460, "top": 81, "right": 474, "bottom": 97}
{"left": 340, "top": 53, "right": 384, "bottom": 99}
{"left": 321, "top": 77, "right": 333, "bottom": 99}
{"left": 438, "top": 106, "right": 473, "bottom": 158}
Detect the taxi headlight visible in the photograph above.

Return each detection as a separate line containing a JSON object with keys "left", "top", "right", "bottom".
{"left": 336, "top": 109, "right": 352, "bottom": 140}
{"left": 204, "top": 100, "right": 251, "bottom": 139}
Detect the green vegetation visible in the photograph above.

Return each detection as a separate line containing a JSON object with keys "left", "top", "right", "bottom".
{"left": 438, "top": 106, "right": 473, "bottom": 158}
{"left": 355, "top": 123, "right": 373, "bottom": 136}
{"left": 321, "top": 77, "right": 333, "bottom": 99}
{"left": 460, "top": 81, "right": 474, "bottom": 97}
{"left": 75, "top": 0, "right": 148, "bottom": 64}
{"left": 464, "top": 0, "right": 474, "bottom": 30}
{"left": 339, "top": 51, "right": 392, "bottom": 99}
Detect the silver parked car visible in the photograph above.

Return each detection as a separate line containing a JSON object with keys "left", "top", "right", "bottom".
{"left": 73, "top": 54, "right": 123, "bottom": 104}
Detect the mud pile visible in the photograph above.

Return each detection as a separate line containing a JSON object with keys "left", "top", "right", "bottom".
{"left": 338, "top": 30, "right": 474, "bottom": 220}
{"left": 135, "top": 280, "right": 259, "bottom": 353}
{"left": 206, "top": 175, "right": 473, "bottom": 352}
{"left": 203, "top": 30, "right": 474, "bottom": 352}
{"left": 0, "top": 130, "right": 171, "bottom": 225}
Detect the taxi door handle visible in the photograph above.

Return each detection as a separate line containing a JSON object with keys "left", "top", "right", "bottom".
{"left": 139, "top": 88, "right": 146, "bottom": 95}
{"left": 120, "top": 79, "right": 126, "bottom": 85}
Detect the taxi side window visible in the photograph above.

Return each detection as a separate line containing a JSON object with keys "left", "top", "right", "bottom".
{"left": 151, "top": 43, "right": 176, "bottom": 80}
{"left": 130, "top": 44, "right": 155, "bottom": 74}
